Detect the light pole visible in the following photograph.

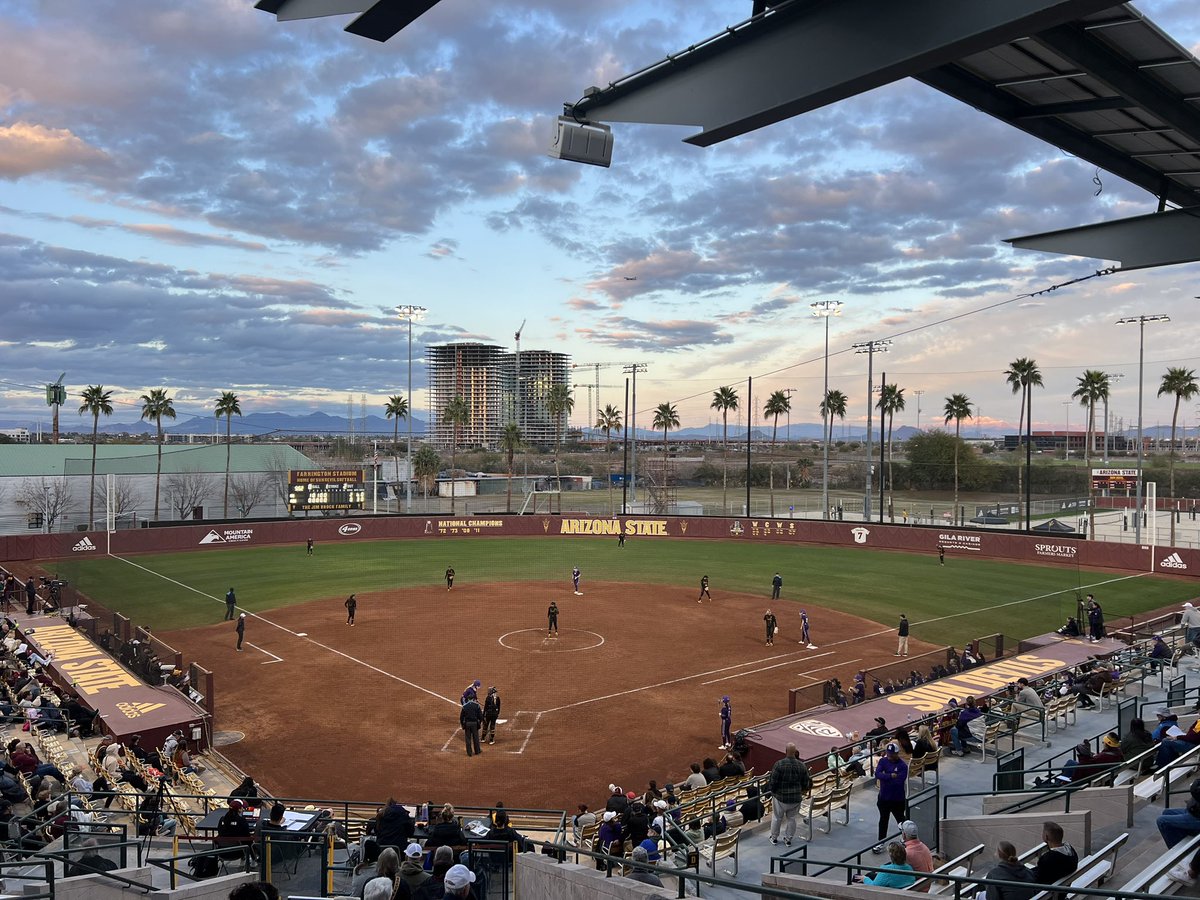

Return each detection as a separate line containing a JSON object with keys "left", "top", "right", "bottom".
{"left": 1102, "top": 373, "right": 1124, "bottom": 463}
{"left": 783, "top": 387, "right": 796, "bottom": 444}
{"left": 1116, "top": 314, "right": 1170, "bottom": 544}
{"left": 1062, "top": 400, "right": 1072, "bottom": 459}
{"left": 853, "top": 339, "right": 891, "bottom": 523}
{"left": 396, "top": 304, "right": 426, "bottom": 513}
{"left": 812, "top": 300, "right": 843, "bottom": 520}
{"left": 913, "top": 390, "right": 925, "bottom": 431}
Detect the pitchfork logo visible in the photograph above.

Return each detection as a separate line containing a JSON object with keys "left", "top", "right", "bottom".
{"left": 788, "top": 719, "right": 843, "bottom": 739}
{"left": 851, "top": 527, "right": 870, "bottom": 544}
{"left": 729, "top": 521, "right": 744, "bottom": 536}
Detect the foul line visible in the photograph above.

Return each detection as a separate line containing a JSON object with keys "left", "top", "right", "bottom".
{"left": 245, "top": 642, "right": 282, "bottom": 664}
{"left": 109, "top": 553, "right": 458, "bottom": 706}
{"left": 795, "top": 658, "right": 862, "bottom": 682}
{"left": 702, "top": 652, "right": 833, "bottom": 685}
{"left": 912, "top": 572, "right": 1151, "bottom": 628}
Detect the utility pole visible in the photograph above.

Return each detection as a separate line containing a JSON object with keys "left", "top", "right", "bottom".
{"left": 1116, "top": 314, "right": 1170, "bottom": 545}
{"left": 853, "top": 339, "right": 891, "bottom": 523}
{"left": 812, "top": 300, "right": 843, "bottom": 520}
{"left": 396, "top": 305, "right": 426, "bottom": 513}
{"left": 624, "top": 364, "right": 647, "bottom": 505}
{"left": 1102, "top": 373, "right": 1124, "bottom": 463}
{"left": 913, "top": 390, "right": 925, "bottom": 432}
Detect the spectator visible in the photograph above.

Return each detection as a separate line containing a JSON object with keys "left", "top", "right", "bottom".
{"left": 230, "top": 776, "right": 260, "bottom": 809}
{"left": 363, "top": 876, "right": 408, "bottom": 900}
{"left": 826, "top": 745, "right": 865, "bottom": 780}
{"left": 701, "top": 757, "right": 721, "bottom": 783}
{"left": 702, "top": 810, "right": 727, "bottom": 840}
{"left": 642, "top": 781, "right": 663, "bottom": 804}
{"left": 900, "top": 820, "right": 934, "bottom": 892}
{"left": 424, "top": 804, "right": 466, "bottom": 850}
{"left": 1013, "top": 678, "right": 1044, "bottom": 726}
{"left": 1056, "top": 617, "right": 1081, "bottom": 637}
{"left": 228, "top": 884, "right": 280, "bottom": 900}
{"left": 739, "top": 784, "right": 764, "bottom": 823}
{"left": 625, "top": 845, "right": 663, "bottom": 887}
{"left": 892, "top": 724, "right": 915, "bottom": 756}
{"left": 1158, "top": 779, "right": 1200, "bottom": 847}
{"left": 1168, "top": 844, "right": 1200, "bottom": 885}
{"left": 864, "top": 716, "right": 891, "bottom": 750}
{"left": 1030, "top": 821, "right": 1078, "bottom": 885}
{"left": 683, "top": 763, "right": 707, "bottom": 792}
{"left": 399, "top": 843, "right": 430, "bottom": 894}
{"left": 873, "top": 743, "right": 908, "bottom": 853}
{"left": 66, "top": 837, "right": 117, "bottom": 878}
{"left": 717, "top": 752, "right": 746, "bottom": 779}
{"left": 442, "top": 863, "right": 476, "bottom": 898}
{"left": 767, "top": 742, "right": 812, "bottom": 848}
{"left": 1034, "top": 741, "right": 1099, "bottom": 787}
{"left": 597, "top": 811, "right": 623, "bottom": 864}
{"left": 950, "top": 698, "right": 984, "bottom": 756}
{"left": 414, "top": 845, "right": 455, "bottom": 899}
{"left": 638, "top": 825, "right": 663, "bottom": 862}
{"left": 1156, "top": 721, "right": 1191, "bottom": 768}
{"left": 604, "top": 784, "right": 629, "bottom": 814}
{"left": 853, "top": 841, "right": 915, "bottom": 887}
{"left": 376, "top": 798, "right": 415, "bottom": 850}
{"left": 1121, "top": 718, "right": 1157, "bottom": 775}
{"left": 1153, "top": 711, "right": 1182, "bottom": 740}
{"left": 1148, "top": 635, "right": 1171, "bottom": 672}
{"left": 981, "top": 841, "right": 1037, "bottom": 900}
{"left": 215, "top": 800, "right": 253, "bottom": 863}
{"left": 623, "top": 799, "right": 649, "bottom": 846}
{"left": 571, "top": 804, "right": 595, "bottom": 844}
{"left": 350, "top": 846, "right": 400, "bottom": 899}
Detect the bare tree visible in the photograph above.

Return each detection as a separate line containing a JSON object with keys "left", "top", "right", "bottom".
{"left": 229, "top": 474, "right": 272, "bottom": 518}
{"left": 17, "top": 478, "right": 74, "bottom": 531}
{"left": 164, "top": 467, "right": 213, "bottom": 521}
{"left": 263, "top": 450, "right": 294, "bottom": 516}
{"left": 94, "top": 476, "right": 143, "bottom": 522}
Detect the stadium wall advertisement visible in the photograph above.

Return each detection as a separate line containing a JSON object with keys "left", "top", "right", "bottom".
{"left": 1, "top": 515, "right": 1195, "bottom": 578}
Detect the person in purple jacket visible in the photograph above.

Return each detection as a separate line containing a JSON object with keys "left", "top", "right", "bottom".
{"left": 873, "top": 742, "right": 909, "bottom": 853}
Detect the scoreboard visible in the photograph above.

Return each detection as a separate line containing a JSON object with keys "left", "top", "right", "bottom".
{"left": 1091, "top": 467, "right": 1139, "bottom": 493}
{"left": 287, "top": 469, "right": 367, "bottom": 511}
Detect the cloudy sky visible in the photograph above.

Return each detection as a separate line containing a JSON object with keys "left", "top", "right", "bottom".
{"left": 2, "top": 0, "right": 1199, "bottom": 438}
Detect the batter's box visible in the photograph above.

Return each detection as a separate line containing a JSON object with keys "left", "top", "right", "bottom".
{"left": 501, "top": 711, "right": 542, "bottom": 755}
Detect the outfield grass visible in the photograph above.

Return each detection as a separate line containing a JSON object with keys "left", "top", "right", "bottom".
{"left": 45, "top": 538, "right": 1196, "bottom": 645}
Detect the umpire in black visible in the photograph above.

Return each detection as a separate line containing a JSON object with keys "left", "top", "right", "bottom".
{"left": 461, "top": 693, "right": 484, "bottom": 756}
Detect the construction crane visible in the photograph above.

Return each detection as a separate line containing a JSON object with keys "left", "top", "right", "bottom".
{"left": 571, "top": 362, "right": 635, "bottom": 428}
{"left": 514, "top": 320, "right": 527, "bottom": 433}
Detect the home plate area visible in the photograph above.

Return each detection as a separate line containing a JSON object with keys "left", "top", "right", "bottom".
{"left": 440, "top": 711, "right": 541, "bottom": 755}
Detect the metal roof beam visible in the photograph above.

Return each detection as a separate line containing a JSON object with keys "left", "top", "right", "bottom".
{"left": 1035, "top": 24, "right": 1200, "bottom": 145}
{"left": 1006, "top": 207, "right": 1200, "bottom": 268}
{"left": 918, "top": 65, "right": 1198, "bottom": 208}
{"left": 1015, "top": 97, "right": 1132, "bottom": 117}
{"left": 569, "top": 0, "right": 1125, "bottom": 147}
{"left": 254, "top": 0, "right": 443, "bottom": 41}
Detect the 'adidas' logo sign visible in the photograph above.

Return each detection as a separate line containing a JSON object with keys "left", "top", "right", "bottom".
{"left": 1161, "top": 552, "right": 1189, "bottom": 570}
{"left": 71, "top": 537, "right": 96, "bottom": 552}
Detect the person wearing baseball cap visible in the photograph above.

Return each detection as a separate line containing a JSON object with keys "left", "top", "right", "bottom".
{"left": 1184, "top": 602, "right": 1200, "bottom": 644}
{"left": 398, "top": 842, "right": 430, "bottom": 893}
{"left": 874, "top": 743, "right": 909, "bottom": 853}
{"left": 899, "top": 820, "right": 934, "bottom": 889}
{"left": 443, "top": 863, "right": 476, "bottom": 897}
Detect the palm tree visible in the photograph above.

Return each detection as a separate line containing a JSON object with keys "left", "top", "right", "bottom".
{"left": 546, "top": 384, "right": 575, "bottom": 496}
{"left": 710, "top": 386, "right": 740, "bottom": 514}
{"left": 1005, "top": 357, "right": 1043, "bottom": 517}
{"left": 78, "top": 385, "right": 114, "bottom": 527}
{"left": 819, "top": 388, "right": 848, "bottom": 463}
{"left": 500, "top": 421, "right": 523, "bottom": 513}
{"left": 876, "top": 383, "right": 906, "bottom": 518}
{"left": 764, "top": 390, "right": 791, "bottom": 517}
{"left": 413, "top": 445, "right": 441, "bottom": 502}
{"left": 441, "top": 396, "right": 470, "bottom": 515}
{"left": 214, "top": 391, "right": 242, "bottom": 518}
{"left": 595, "top": 404, "right": 622, "bottom": 515}
{"left": 1071, "top": 370, "right": 1110, "bottom": 466}
{"left": 652, "top": 402, "right": 680, "bottom": 501}
{"left": 1159, "top": 366, "right": 1200, "bottom": 506}
{"left": 139, "top": 388, "right": 176, "bottom": 521}
{"left": 384, "top": 395, "right": 408, "bottom": 508}
{"left": 943, "top": 393, "right": 973, "bottom": 523}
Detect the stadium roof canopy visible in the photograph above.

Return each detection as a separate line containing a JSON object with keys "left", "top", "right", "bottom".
{"left": 253, "top": 0, "right": 442, "bottom": 43}
{"left": 565, "top": 0, "right": 1200, "bottom": 269}
{"left": 0, "top": 444, "right": 315, "bottom": 478}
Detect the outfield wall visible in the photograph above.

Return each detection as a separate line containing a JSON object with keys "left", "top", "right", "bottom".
{"left": 4, "top": 514, "right": 1197, "bottom": 578}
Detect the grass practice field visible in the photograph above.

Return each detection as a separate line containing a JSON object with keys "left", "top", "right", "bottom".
{"left": 44, "top": 537, "right": 1199, "bottom": 808}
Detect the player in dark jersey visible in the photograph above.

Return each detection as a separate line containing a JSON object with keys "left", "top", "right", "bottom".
{"left": 698, "top": 575, "right": 712, "bottom": 603}
{"left": 344, "top": 593, "right": 357, "bottom": 626}
{"left": 547, "top": 601, "right": 559, "bottom": 635}
{"left": 446, "top": 567, "right": 455, "bottom": 591}
{"left": 763, "top": 609, "right": 777, "bottom": 647}
{"left": 306, "top": 537, "right": 314, "bottom": 556}
{"left": 719, "top": 696, "right": 732, "bottom": 749}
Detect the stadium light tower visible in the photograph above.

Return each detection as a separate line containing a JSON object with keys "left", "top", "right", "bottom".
{"left": 1116, "top": 314, "right": 1169, "bottom": 544}
{"left": 1102, "top": 372, "right": 1124, "bottom": 463}
{"left": 852, "top": 338, "right": 891, "bottom": 523}
{"left": 397, "top": 304, "right": 426, "bottom": 513}
{"left": 812, "top": 300, "right": 843, "bottom": 520}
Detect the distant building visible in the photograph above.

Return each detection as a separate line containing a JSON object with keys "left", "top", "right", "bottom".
{"left": 0, "top": 429, "right": 31, "bottom": 443}
{"left": 427, "top": 343, "right": 570, "bottom": 449}
{"left": 1002, "top": 431, "right": 1128, "bottom": 453}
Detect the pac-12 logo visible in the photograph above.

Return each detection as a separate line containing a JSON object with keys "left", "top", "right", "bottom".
{"left": 788, "top": 719, "right": 843, "bottom": 739}
{"left": 851, "top": 527, "right": 870, "bottom": 544}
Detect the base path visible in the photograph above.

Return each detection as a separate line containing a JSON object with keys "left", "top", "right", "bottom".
{"left": 162, "top": 581, "right": 917, "bottom": 810}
